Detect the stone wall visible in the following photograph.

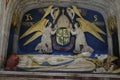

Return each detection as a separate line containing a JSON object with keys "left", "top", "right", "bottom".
{"left": 0, "top": 0, "right": 120, "bottom": 79}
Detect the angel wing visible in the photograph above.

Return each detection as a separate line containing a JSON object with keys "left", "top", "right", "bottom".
{"left": 66, "top": 7, "right": 75, "bottom": 21}
{"left": 76, "top": 18, "right": 106, "bottom": 42}
{"left": 51, "top": 7, "right": 60, "bottom": 23}
{"left": 20, "top": 19, "right": 49, "bottom": 45}
{"left": 42, "top": 5, "right": 53, "bottom": 19}
{"left": 72, "top": 5, "right": 106, "bottom": 42}
{"left": 72, "top": 5, "right": 82, "bottom": 18}
{"left": 20, "top": 5, "right": 53, "bottom": 45}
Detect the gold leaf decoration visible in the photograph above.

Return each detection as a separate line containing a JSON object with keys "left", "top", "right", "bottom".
{"left": 107, "top": 16, "right": 117, "bottom": 34}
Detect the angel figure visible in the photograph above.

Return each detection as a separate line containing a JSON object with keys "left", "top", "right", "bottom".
{"left": 20, "top": 5, "right": 60, "bottom": 53}
{"left": 71, "top": 23, "right": 94, "bottom": 53}
{"left": 35, "top": 22, "right": 53, "bottom": 53}
{"left": 67, "top": 5, "right": 106, "bottom": 53}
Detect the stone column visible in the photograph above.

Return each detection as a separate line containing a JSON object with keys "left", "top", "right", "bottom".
{"left": 0, "top": 0, "right": 6, "bottom": 69}
{"left": 115, "top": 0, "right": 120, "bottom": 57}
{"left": 0, "top": 0, "right": 18, "bottom": 69}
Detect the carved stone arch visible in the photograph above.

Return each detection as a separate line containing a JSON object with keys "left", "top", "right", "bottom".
{"left": 0, "top": 0, "right": 118, "bottom": 65}
{"left": 0, "top": 0, "right": 120, "bottom": 78}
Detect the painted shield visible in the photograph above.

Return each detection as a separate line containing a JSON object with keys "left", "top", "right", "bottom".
{"left": 56, "top": 28, "right": 70, "bottom": 46}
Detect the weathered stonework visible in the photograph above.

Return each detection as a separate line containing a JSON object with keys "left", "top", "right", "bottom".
{"left": 0, "top": 0, "right": 120, "bottom": 79}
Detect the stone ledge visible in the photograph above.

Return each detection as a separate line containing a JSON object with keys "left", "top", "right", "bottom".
{"left": 0, "top": 71, "right": 120, "bottom": 79}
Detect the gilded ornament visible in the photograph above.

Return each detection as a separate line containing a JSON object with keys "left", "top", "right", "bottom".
{"left": 107, "top": 16, "right": 117, "bottom": 34}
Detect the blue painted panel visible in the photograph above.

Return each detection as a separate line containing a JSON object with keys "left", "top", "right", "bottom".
{"left": 8, "top": 6, "right": 108, "bottom": 58}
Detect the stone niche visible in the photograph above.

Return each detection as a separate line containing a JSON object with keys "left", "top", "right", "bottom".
{"left": 0, "top": 0, "right": 120, "bottom": 79}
